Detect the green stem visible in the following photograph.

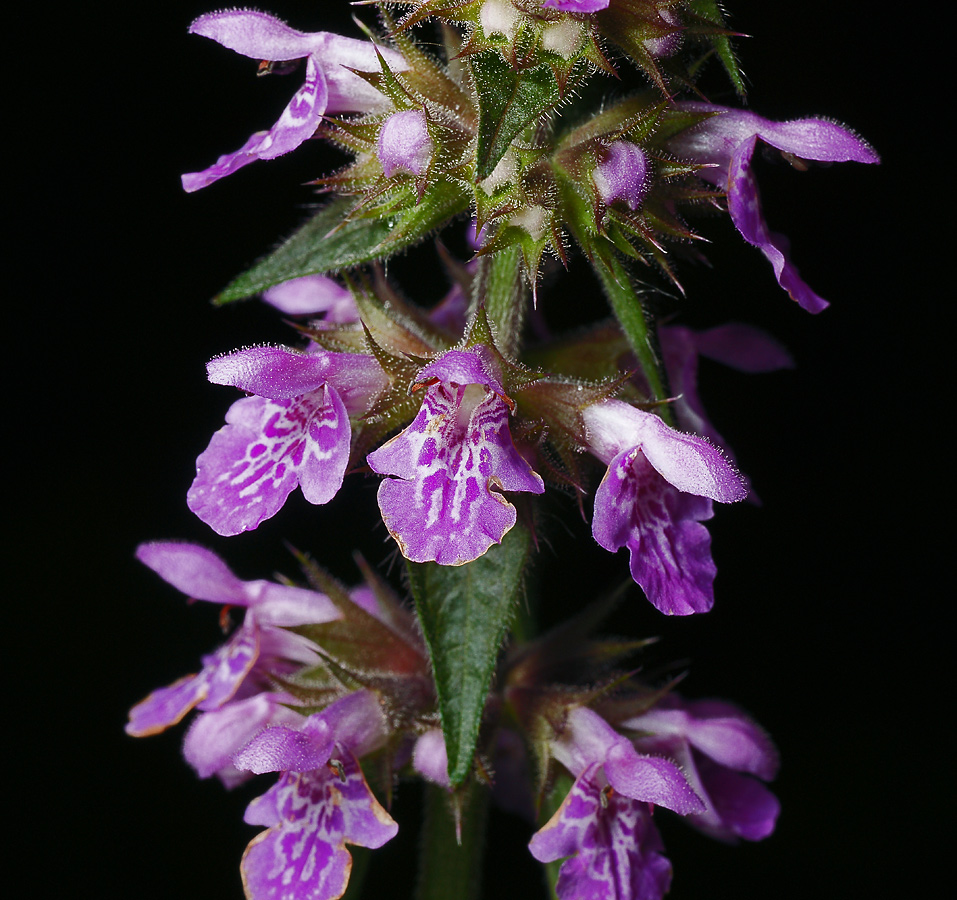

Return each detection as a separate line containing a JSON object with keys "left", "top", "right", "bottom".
{"left": 470, "top": 246, "right": 526, "bottom": 358}
{"left": 415, "top": 782, "right": 489, "bottom": 900}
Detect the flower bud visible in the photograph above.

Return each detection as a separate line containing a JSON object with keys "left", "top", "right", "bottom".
{"left": 593, "top": 141, "right": 649, "bottom": 211}
{"left": 378, "top": 109, "right": 433, "bottom": 178}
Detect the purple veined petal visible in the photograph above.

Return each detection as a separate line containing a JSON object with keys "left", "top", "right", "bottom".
{"left": 604, "top": 742, "right": 704, "bottom": 815}
{"left": 190, "top": 9, "right": 406, "bottom": 96}
{"left": 182, "top": 12, "right": 409, "bottom": 192}
{"left": 262, "top": 275, "right": 358, "bottom": 321}
{"left": 378, "top": 109, "right": 433, "bottom": 178}
{"left": 187, "top": 386, "right": 350, "bottom": 536}
{"left": 181, "top": 131, "right": 271, "bottom": 193}
{"left": 241, "top": 751, "right": 398, "bottom": 900}
{"left": 135, "top": 541, "right": 250, "bottom": 604}
{"left": 592, "top": 451, "right": 717, "bottom": 615}
{"left": 257, "top": 55, "right": 329, "bottom": 161}
{"left": 126, "top": 672, "right": 208, "bottom": 737}
{"left": 541, "top": 0, "right": 610, "bottom": 12}
{"left": 529, "top": 764, "right": 673, "bottom": 900}
{"left": 670, "top": 103, "right": 878, "bottom": 313}
{"left": 413, "top": 729, "right": 450, "bottom": 788}
{"left": 593, "top": 141, "right": 650, "bottom": 212}
{"left": 369, "top": 381, "right": 544, "bottom": 565}
{"left": 181, "top": 56, "right": 329, "bottom": 193}
{"left": 184, "top": 693, "right": 306, "bottom": 782}
{"left": 234, "top": 719, "right": 335, "bottom": 775}
{"left": 727, "top": 135, "right": 830, "bottom": 313}
{"left": 197, "top": 622, "right": 262, "bottom": 710}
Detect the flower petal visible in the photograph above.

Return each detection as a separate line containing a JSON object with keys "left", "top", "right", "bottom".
{"left": 135, "top": 541, "right": 250, "bottom": 604}
{"left": 234, "top": 721, "right": 335, "bottom": 775}
{"left": 183, "top": 693, "right": 305, "bottom": 782}
{"left": 241, "top": 752, "right": 398, "bottom": 900}
{"left": 188, "top": 10, "right": 326, "bottom": 60}
{"left": 187, "top": 387, "right": 350, "bottom": 535}
{"left": 605, "top": 742, "right": 705, "bottom": 815}
{"left": 529, "top": 765, "right": 673, "bottom": 900}
{"left": 592, "top": 450, "right": 717, "bottom": 615}
{"left": 369, "top": 381, "right": 543, "bottom": 565}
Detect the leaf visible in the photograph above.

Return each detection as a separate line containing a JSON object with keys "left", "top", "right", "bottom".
{"left": 215, "top": 183, "right": 470, "bottom": 304}
{"left": 688, "top": 0, "right": 746, "bottom": 97}
{"left": 407, "top": 523, "right": 531, "bottom": 787}
{"left": 471, "top": 53, "right": 563, "bottom": 180}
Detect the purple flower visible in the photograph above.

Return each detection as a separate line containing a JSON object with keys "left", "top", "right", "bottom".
{"left": 669, "top": 103, "right": 880, "bottom": 312}
{"left": 367, "top": 346, "right": 544, "bottom": 565}
{"left": 582, "top": 400, "right": 747, "bottom": 614}
{"left": 624, "top": 696, "right": 780, "bottom": 842}
{"left": 261, "top": 275, "right": 359, "bottom": 322}
{"left": 126, "top": 542, "right": 338, "bottom": 737}
{"left": 530, "top": 706, "right": 704, "bottom": 900}
{"left": 530, "top": 764, "right": 673, "bottom": 900}
{"left": 234, "top": 691, "right": 398, "bottom": 900}
{"left": 188, "top": 345, "right": 388, "bottom": 536}
{"left": 378, "top": 110, "right": 433, "bottom": 178}
{"left": 593, "top": 141, "right": 650, "bottom": 212}
{"left": 182, "top": 10, "right": 405, "bottom": 191}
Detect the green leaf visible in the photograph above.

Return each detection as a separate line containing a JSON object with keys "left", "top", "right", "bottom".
{"left": 215, "top": 183, "right": 470, "bottom": 304}
{"left": 688, "top": 0, "right": 746, "bottom": 97}
{"left": 407, "top": 523, "right": 531, "bottom": 787}
{"left": 471, "top": 53, "right": 563, "bottom": 180}
{"left": 557, "top": 178, "right": 674, "bottom": 424}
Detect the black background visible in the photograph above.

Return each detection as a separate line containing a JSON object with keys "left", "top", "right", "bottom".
{"left": 14, "top": 2, "right": 944, "bottom": 898}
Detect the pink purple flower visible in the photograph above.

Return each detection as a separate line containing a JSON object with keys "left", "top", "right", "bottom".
{"left": 530, "top": 706, "right": 704, "bottom": 900}
{"left": 624, "top": 695, "right": 780, "bottom": 842}
{"left": 367, "top": 346, "right": 544, "bottom": 565}
{"left": 126, "top": 542, "right": 338, "bottom": 738}
{"left": 530, "top": 764, "right": 673, "bottom": 900}
{"left": 235, "top": 691, "right": 398, "bottom": 900}
{"left": 182, "top": 10, "right": 405, "bottom": 191}
{"left": 668, "top": 103, "right": 880, "bottom": 312}
{"left": 188, "top": 346, "right": 388, "bottom": 536}
{"left": 582, "top": 400, "right": 747, "bottom": 614}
